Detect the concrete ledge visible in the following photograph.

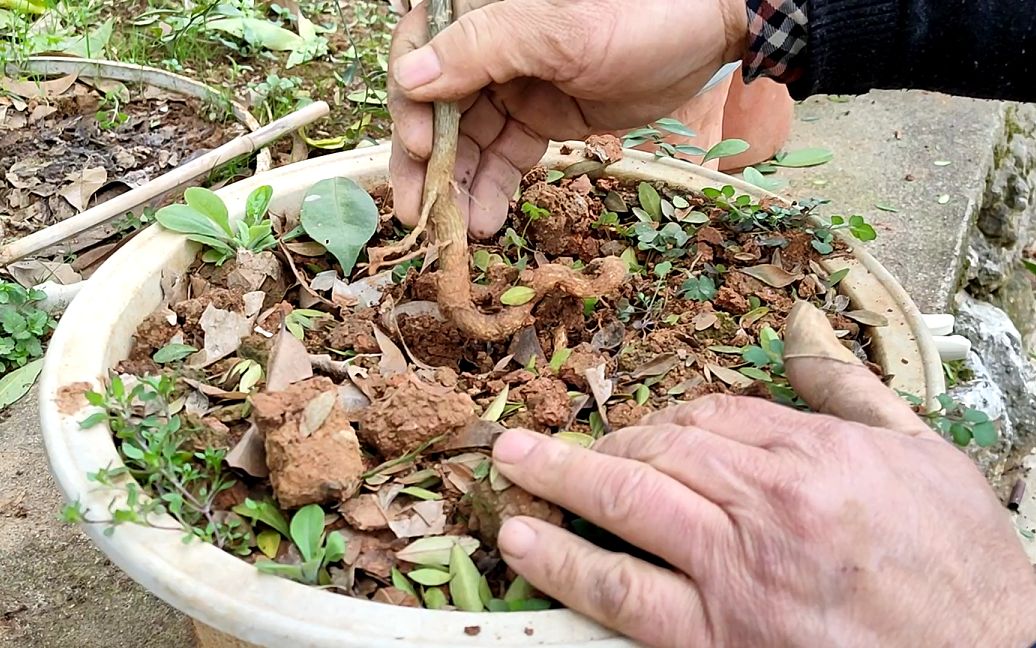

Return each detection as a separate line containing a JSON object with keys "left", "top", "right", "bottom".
{"left": 779, "top": 90, "right": 1006, "bottom": 314}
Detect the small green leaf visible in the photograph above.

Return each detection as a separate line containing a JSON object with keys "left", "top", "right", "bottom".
{"left": 773, "top": 147, "right": 834, "bottom": 168}
{"left": 233, "top": 499, "right": 291, "bottom": 538}
{"left": 971, "top": 420, "right": 997, "bottom": 447}
{"left": 742, "top": 166, "right": 785, "bottom": 192}
{"left": 874, "top": 203, "right": 898, "bottom": 213}
{"left": 246, "top": 185, "right": 274, "bottom": 223}
{"left": 324, "top": 531, "right": 346, "bottom": 564}
{"left": 937, "top": 194, "right": 951, "bottom": 205}
{"left": 408, "top": 568, "right": 452, "bottom": 586}
{"left": 634, "top": 383, "right": 650, "bottom": 405}
{"left": 549, "top": 347, "right": 572, "bottom": 373}
{"left": 555, "top": 431, "right": 595, "bottom": 448}
{"left": 825, "top": 268, "right": 850, "bottom": 287}
{"left": 545, "top": 169, "right": 565, "bottom": 183}
{"left": 392, "top": 567, "right": 418, "bottom": 597}
{"left": 152, "top": 343, "right": 197, "bottom": 364}
{"left": 422, "top": 587, "right": 449, "bottom": 609}
{"left": 504, "top": 575, "right": 533, "bottom": 602}
{"left": 156, "top": 204, "right": 228, "bottom": 239}
{"left": 638, "top": 182, "right": 662, "bottom": 221}
{"left": 255, "top": 560, "right": 304, "bottom": 580}
{"left": 620, "top": 247, "right": 642, "bottom": 273}
{"left": 300, "top": 178, "right": 379, "bottom": 276}
{"left": 934, "top": 160, "right": 952, "bottom": 167}
{"left": 184, "top": 187, "right": 231, "bottom": 236}
{"left": 400, "top": 486, "right": 442, "bottom": 501}
{"left": 739, "top": 366, "right": 772, "bottom": 382}
{"left": 482, "top": 384, "right": 509, "bottom": 421}
{"left": 396, "top": 535, "right": 480, "bottom": 567}
{"left": 449, "top": 543, "right": 484, "bottom": 612}
{"left": 289, "top": 504, "right": 325, "bottom": 563}
{"left": 500, "top": 286, "right": 536, "bottom": 306}
{"left": 206, "top": 17, "right": 304, "bottom": 50}
{"left": 654, "top": 118, "right": 697, "bottom": 138}
{"left": 949, "top": 422, "right": 972, "bottom": 446}
{"left": 0, "top": 357, "right": 43, "bottom": 410}
{"left": 703, "top": 139, "right": 750, "bottom": 163}
{"left": 708, "top": 345, "right": 744, "bottom": 354}
{"left": 257, "top": 529, "right": 281, "bottom": 559}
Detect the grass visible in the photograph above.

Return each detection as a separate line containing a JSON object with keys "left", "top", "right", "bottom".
{"left": 1, "top": 0, "right": 396, "bottom": 140}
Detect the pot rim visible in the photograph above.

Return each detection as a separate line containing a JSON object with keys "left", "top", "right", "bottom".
{"left": 39, "top": 142, "right": 942, "bottom": 648}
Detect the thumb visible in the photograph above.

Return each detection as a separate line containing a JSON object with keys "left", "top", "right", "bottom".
{"left": 783, "top": 301, "right": 930, "bottom": 435}
{"left": 393, "top": 0, "right": 578, "bottom": 101}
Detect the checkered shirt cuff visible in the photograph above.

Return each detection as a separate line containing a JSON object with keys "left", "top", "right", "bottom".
{"left": 743, "top": 0, "right": 809, "bottom": 84}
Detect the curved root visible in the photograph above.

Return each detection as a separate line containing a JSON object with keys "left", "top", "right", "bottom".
{"left": 424, "top": 0, "right": 626, "bottom": 341}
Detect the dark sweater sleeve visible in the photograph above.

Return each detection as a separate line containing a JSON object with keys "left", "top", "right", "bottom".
{"left": 744, "top": 0, "right": 1036, "bottom": 103}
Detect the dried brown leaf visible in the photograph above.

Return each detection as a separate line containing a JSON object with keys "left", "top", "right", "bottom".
{"left": 181, "top": 378, "right": 248, "bottom": 400}
{"left": 706, "top": 363, "right": 754, "bottom": 388}
{"left": 299, "top": 391, "right": 336, "bottom": 438}
{"left": 58, "top": 166, "right": 107, "bottom": 212}
{"left": 509, "top": 326, "right": 545, "bottom": 366}
{"left": 446, "top": 419, "right": 505, "bottom": 451}
{"left": 225, "top": 424, "right": 268, "bottom": 477}
{"left": 265, "top": 327, "right": 313, "bottom": 392}
{"left": 741, "top": 264, "right": 802, "bottom": 288}
{"left": 630, "top": 353, "right": 680, "bottom": 379}
{"left": 188, "top": 300, "right": 261, "bottom": 368}
{"left": 584, "top": 363, "right": 613, "bottom": 426}
{"left": 284, "top": 241, "right": 327, "bottom": 257}
{"left": 693, "top": 312, "right": 718, "bottom": 331}
{"left": 7, "top": 260, "right": 80, "bottom": 288}
{"left": 0, "top": 73, "right": 78, "bottom": 99}
{"left": 388, "top": 500, "right": 447, "bottom": 538}
{"left": 373, "top": 325, "right": 408, "bottom": 376}
{"left": 591, "top": 319, "right": 626, "bottom": 351}
{"left": 843, "top": 310, "right": 890, "bottom": 327}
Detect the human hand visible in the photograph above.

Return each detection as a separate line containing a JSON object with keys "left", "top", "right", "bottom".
{"left": 490, "top": 302, "right": 1036, "bottom": 647}
{"left": 387, "top": 0, "right": 749, "bottom": 238}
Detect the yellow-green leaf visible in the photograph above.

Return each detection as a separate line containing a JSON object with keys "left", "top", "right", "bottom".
{"left": 449, "top": 543, "right": 484, "bottom": 612}
{"left": 500, "top": 286, "right": 536, "bottom": 306}
{"left": 257, "top": 530, "right": 281, "bottom": 559}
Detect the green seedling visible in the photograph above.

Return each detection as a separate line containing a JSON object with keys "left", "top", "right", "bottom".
{"left": 679, "top": 274, "right": 716, "bottom": 302}
{"left": 521, "top": 202, "right": 550, "bottom": 221}
{"left": 0, "top": 282, "right": 55, "bottom": 374}
{"left": 901, "top": 392, "right": 998, "bottom": 447}
{"left": 255, "top": 504, "right": 346, "bottom": 585}
{"left": 284, "top": 308, "right": 331, "bottom": 340}
{"left": 155, "top": 185, "right": 276, "bottom": 265}
{"left": 67, "top": 374, "right": 247, "bottom": 552}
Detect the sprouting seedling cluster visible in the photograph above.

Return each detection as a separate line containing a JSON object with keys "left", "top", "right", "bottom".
{"left": 0, "top": 281, "right": 55, "bottom": 375}
{"left": 156, "top": 185, "right": 276, "bottom": 265}
{"left": 901, "top": 392, "right": 998, "bottom": 447}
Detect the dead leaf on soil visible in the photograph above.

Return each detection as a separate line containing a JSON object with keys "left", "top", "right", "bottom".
{"left": 226, "top": 423, "right": 269, "bottom": 478}
{"left": 706, "top": 363, "right": 754, "bottom": 388}
{"left": 584, "top": 363, "right": 613, "bottom": 427}
{"left": 266, "top": 327, "right": 314, "bottom": 392}
{"left": 842, "top": 310, "right": 889, "bottom": 327}
{"left": 189, "top": 304, "right": 257, "bottom": 368}
{"left": 0, "top": 73, "right": 78, "bottom": 99}
{"left": 58, "top": 166, "right": 107, "bottom": 212}
{"left": 373, "top": 325, "right": 408, "bottom": 376}
{"left": 341, "top": 493, "right": 390, "bottom": 531}
{"left": 338, "top": 380, "right": 371, "bottom": 413}
{"left": 227, "top": 250, "right": 283, "bottom": 293}
{"left": 446, "top": 419, "right": 505, "bottom": 451}
{"left": 591, "top": 319, "right": 625, "bottom": 351}
{"left": 509, "top": 325, "right": 546, "bottom": 366}
{"left": 182, "top": 378, "right": 249, "bottom": 400}
{"left": 741, "top": 264, "right": 802, "bottom": 288}
{"left": 333, "top": 272, "right": 394, "bottom": 309}
{"left": 184, "top": 389, "right": 210, "bottom": 416}
{"left": 6, "top": 259, "right": 81, "bottom": 287}
{"left": 283, "top": 241, "right": 326, "bottom": 257}
{"left": 299, "top": 390, "right": 336, "bottom": 438}
{"left": 372, "top": 587, "right": 421, "bottom": 607}
{"left": 693, "top": 311, "right": 718, "bottom": 331}
{"left": 388, "top": 500, "right": 447, "bottom": 538}
{"left": 630, "top": 353, "right": 680, "bottom": 379}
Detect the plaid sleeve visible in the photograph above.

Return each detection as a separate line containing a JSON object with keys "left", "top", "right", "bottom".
{"left": 742, "top": 0, "right": 809, "bottom": 84}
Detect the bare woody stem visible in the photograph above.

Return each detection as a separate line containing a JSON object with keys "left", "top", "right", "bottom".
{"left": 425, "top": 0, "right": 627, "bottom": 341}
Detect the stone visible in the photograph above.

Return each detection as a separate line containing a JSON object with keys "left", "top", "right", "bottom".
{"left": 954, "top": 293, "right": 1036, "bottom": 439}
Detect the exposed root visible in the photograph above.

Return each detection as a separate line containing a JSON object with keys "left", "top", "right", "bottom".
{"left": 365, "top": 198, "right": 433, "bottom": 275}
{"left": 423, "top": 0, "right": 626, "bottom": 342}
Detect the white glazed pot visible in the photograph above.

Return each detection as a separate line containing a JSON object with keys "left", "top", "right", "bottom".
{"left": 39, "top": 143, "right": 944, "bottom": 648}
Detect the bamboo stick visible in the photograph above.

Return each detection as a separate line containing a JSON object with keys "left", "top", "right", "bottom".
{"left": 0, "top": 101, "right": 330, "bottom": 266}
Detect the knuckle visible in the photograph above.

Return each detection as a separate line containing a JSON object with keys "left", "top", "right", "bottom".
{"left": 685, "top": 393, "right": 744, "bottom": 425}
{"left": 587, "top": 555, "right": 641, "bottom": 622}
{"left": 593, "top": 463, "right": 653, "bottom": 526}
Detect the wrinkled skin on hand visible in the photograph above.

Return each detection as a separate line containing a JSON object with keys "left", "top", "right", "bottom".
{"left": 490, "top": 304, "right": 1036, "bottom": 647}
{"left": 387, "top": 0, "right": 748, "bottom": 238}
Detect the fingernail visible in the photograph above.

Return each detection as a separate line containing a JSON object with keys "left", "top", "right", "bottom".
{"left": 498, "top": 519, "right": 537, "bottom": 559}
{"left": 493, "top": 428, "right": 541, "bottom": 464}
{"left": 395, "top": 46, "right": 442, "bottom": 90}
